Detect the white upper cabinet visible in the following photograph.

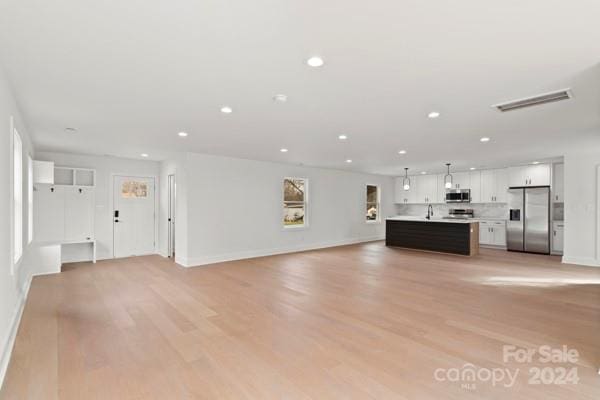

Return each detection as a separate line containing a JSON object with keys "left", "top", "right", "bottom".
{"left": 480, "top": 168, "right": 508, "bottom": 203}
{"left": 508, "top": 164, "right": 551, "bottom": 187}
{"left": 33, "top": 160, "right": 54, "bottom": 184}
{"left": 450, "top": 172, "right": 470, "bottom": 190}
{"left": 469, "top": 171, "right": 481, "bottom": 203}
{"left": 395, "top": 176, "right": 418, "bottom": 204}
{"left": 495, "top": 169, "right": 508, "bottom": 202}
{"left": 416, "top": 174, "right": 437, "bottom": 204}
{"left": 553, "top": 163, "right": 564, "bottom": 202}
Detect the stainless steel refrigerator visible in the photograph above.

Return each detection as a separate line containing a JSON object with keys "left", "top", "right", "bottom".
{"left": 507, "top": 187, "right": 550, "bottom": 254}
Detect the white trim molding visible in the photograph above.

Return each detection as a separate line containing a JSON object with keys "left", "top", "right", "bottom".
{"left": 0, "top": 275, "right": 32, "bottom": 390}
{"left": 562, "top": 256, "right": 600, "bottom": 268}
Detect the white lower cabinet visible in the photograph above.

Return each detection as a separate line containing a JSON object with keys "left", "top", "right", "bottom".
{"left": 552, "top": 222, "right": 564, "bottom": 254}
{"left": 479, "top": 220, "right": 506, "bottom": 247}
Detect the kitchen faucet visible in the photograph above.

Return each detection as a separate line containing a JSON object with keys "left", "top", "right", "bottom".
{"left": 426, "top": 204, "right": 434, "bottom": 220}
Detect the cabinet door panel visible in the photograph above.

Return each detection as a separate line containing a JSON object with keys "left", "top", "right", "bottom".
{"left": 495, "top": 169, "right": 508, "bottom": 202}
{"left": 65, "top": 187, "right": 94, "bottom": 241}
{"left": 453, "top": 172, "right": 470, "bottom": 189}
{"left": 529, "top": 164, "right": 551, "bottom": 186}
{"left": 417, "top": 175, "right": 437, "bottom": 203}
{"left": 34, "top": 185, "right": 65, "bottom": 242}
{"left": 553, "top": 163, "right": 564, "bottom": 202}
{"left": 493, "top": 222, "right": 506, "bottom": 246}
{"left": 508, "top": 166, "right": 528, "bottom": 187}
{"left": 469, "top": 171, "right": 481, "bottom": 203}
{"left": 553, "top": 224, "right": 564, "bottom": 253}
{"left": 480, "top": 170, "right": 495, "bottom": 203}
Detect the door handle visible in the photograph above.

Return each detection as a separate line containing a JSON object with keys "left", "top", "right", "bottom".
{"left": 115, "top": 219, "right": 120, "bottom": 223}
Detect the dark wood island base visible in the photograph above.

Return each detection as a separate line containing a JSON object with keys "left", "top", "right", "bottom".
{"left": 386, "top": 218, "right": 479, "bottom": 256}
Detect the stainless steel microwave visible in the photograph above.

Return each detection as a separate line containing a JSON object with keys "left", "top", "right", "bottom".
{"left": 445, "top": 189, "right": 471, "bottom": 203}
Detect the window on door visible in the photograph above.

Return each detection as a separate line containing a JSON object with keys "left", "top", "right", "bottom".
{"left": 283, "top": 178, "right": 307, "bottom": 228}
{"left": 366, "top": 184, "right": 380, "bottom": 222}
{"left": 13, "top": 129, "right": 23, "bottom": 263}
{"left": 121, "top": 181, "right": 148, "bottom": 198}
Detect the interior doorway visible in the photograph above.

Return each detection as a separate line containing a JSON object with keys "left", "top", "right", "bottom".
{"left": 168, "top": 174, "right": 176, "bottom": 259}
{"left": 113, "top": 175, "right": 156, "bottom": 258}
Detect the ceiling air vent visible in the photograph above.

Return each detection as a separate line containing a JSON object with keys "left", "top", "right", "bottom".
{"left": 493, "top": 89, "right": 572, "bottom": 112}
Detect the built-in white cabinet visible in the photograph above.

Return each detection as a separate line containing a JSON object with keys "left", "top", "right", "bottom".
{"left": 552, "top": 221, "right": 564, "bottom": 254}
{"left": 34, "top": 166, "right": 96, "bottom": 243}
{"left": 480, "top": 168, "right": 508, "bottom": 203}
{"left": 34, "top": 185, "right": 66, "bottom": 241}
{"left": 33, "top": 160, "right": 54, "bottom": 184}
{"left": 417, "top": 174, "right": 437, "bottom": 203}
{"left": 447, "top": 172, "right": 470, "bottom": 190}
{"left": 469, "top": 171, "right": 481, "bottom": 203}
{"left": 479, "top": 220, "right": 507, "bottom": 247}
{"left": 64, "top": 187, "right": 94, "bottom": 241}
{"left": 508, "top": 164, "right": 551, "bottom": 187}
{"left": 34, "top": 185, "right": 95, "bottom": 242}
{"left": 553, "top": 163, "right": 564, "bottom": 203}
{"left": 395, "top": 177, "right": 418, "bottom": 204}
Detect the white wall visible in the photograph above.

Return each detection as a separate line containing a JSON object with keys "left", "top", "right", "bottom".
{"left": 35, "top": 152, "right": 160, "bottom": 261}
{"left": 175, "top": 153, "right": 395, "bottom": 266}
{"left": 0, "top": 65, "right": 36, "bottom": 388}
{"left": 563, "top": 145, "right": 600, "bottom": 266}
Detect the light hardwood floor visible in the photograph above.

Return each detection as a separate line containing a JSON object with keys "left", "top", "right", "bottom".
{"left": 2, "top": 242, "right": 600, "bottom": 399}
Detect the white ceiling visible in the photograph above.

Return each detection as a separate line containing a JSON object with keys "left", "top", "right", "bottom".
{"left": 1, "top": 0, "right": 599, "bottom": 175}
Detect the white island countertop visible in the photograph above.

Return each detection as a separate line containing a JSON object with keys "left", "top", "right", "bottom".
{"left": 387, "top": 216, "right": 479, "bottom": 224}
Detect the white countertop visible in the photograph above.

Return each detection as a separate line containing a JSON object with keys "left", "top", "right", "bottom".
{"left": 387, "top": 216, "right": 477, "bottom": 224}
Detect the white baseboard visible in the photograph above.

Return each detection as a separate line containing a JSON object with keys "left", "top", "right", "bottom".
{"left": 0, "top": 273, "right": 33, "bottom": 391}
{"left": 561, "top": 256, "right": 600, "bottom": 267}
{"left": 180, "top": 236, "right": 385, "bottom": 268}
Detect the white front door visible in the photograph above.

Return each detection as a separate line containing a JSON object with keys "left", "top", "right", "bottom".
{"left": 113, "top": 176, "right": 155, "bottom": 258}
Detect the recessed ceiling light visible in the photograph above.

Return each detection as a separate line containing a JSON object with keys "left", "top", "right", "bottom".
{"left": 280, "top": 148, "right": 288, "bottom": 153}
{"left": 398, "top": 150, "right": 407, "bottom": 154}
{"left": 64, "top": 127, "right": 77, "bottom": 134}
{"left": 306, "top": 56, "right": 324, "bottom": 67}
{"left": 480, "top": 137, "right": 490, "bottom": 142}
{"left": 220, "top": 106, "right": 233, "bottom": 114}
{"left": 428, "top": 111, "right": 440, "bottom": 119}
{"left": 346, "top": 159, "right": 353, "bottom": 163}
{"left": 140, "top": 153, "right": 149, "bottom": 158}
{"left": 338, "top": 134, "right": 348, "bottom": 140}
{"left": 470, "top": 167, "right": 476, "bottom": 170}
{"left": 532, "top": 161, "right": 540, "bottom": 165}
{"left": 178, "top": 131, "right": 188, "bottom": 137}
{"left": 421, "top": 171, "right": 427, "bottom": 175}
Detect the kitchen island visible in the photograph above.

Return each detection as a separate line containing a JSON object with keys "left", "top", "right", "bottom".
{"left": 386, "top": 216, "right": 479, "bottom": 256}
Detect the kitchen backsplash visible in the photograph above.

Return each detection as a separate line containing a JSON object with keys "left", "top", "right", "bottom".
{"left": 395, "top": 203, "right": 508, "bottom": 219}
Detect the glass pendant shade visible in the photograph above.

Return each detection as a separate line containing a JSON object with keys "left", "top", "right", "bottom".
{"left": 402, "top": 167, "right": 410, "bottom": 191}
{"left": 444, "top": 163, "right": 453, "bottom": 189}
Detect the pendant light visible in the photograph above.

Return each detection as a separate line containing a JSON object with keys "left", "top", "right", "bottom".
{"left": 403, "top": 167, "right": 411, "bottom": 191}
{"left": 444, "top": 163, "right": 453, "bottom": 189}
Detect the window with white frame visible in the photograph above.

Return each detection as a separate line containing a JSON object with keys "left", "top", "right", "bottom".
{"left": 366, "top": 185, "right": 380, "bottom": 222}
{"left": 13, "top": 128, "right": 23, "bottom": 263}
{"left": 28, "top": 155, "right": 33, "bottom": 244}
{"left": 283, "top": 178, "right": 307, "bottom": 227}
